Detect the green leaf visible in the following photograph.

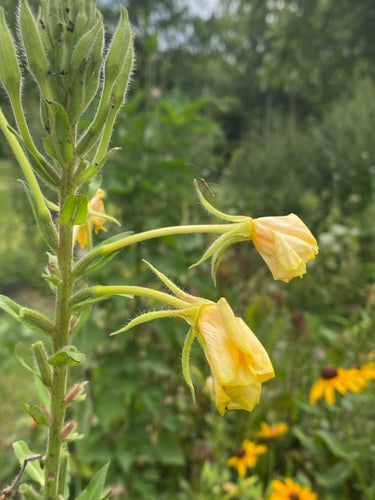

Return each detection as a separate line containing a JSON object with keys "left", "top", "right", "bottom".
{"left": 315, "top": 460, "right": 352, "bottom": 487}
{"left": 23, "top": 403, "right": 49, "bottom": 426}
{"left": 48, "top": 347, "right": 86, "bottom": 367}
{"left": 13, "top": 441, "right": 44, "bottom": 486}
{"left": 0, "top": 294, "right": 22, "bottom": 320}
{"left": 75, "top": 462, "right": 110, "bottom": 500}
{"left": 59, "top": 195, "right": 88, "bottom": 226}
{"left": 34, "top": 374, "right": 51, "bottom": 407}
{"left": 315, "top": 430, "right": 350, "bottom": 459}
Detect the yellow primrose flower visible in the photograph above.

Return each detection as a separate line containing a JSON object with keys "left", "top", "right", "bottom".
{"left": 269, "top": 478, "right": 317, "bottom": 500}
{"left": 76, "top": 188, "right": 107, "bottom": 248}
{"left": 105, "top": 262, "right": 275, "bottom": 415}
{"left": 251, "top": 213, "right": 318, "bottom": 282}
{"left": 197, "top": 297, "right": 275, "bottom": 415}
{"left": 309, "top": 365, "right": 365, "bottom": 405}
{"left": 227, "top": 439, "right": 267, "bottom": 477}
{"left": 255, "top": 422, "right": 289, "bottom": 439}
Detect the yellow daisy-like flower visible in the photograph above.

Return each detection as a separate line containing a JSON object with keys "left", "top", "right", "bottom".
{"left": 251, "top": 214, "right": 318, "bottom": 282}
{"left": 269, "top": 478, "right": 317, "bottom": 500}
{"left": 353, "top": 362, "right": 375, "bottom": 385}
{"left": 227, "top": 439, "right": 267, "bottom": 477}
{"left": 309, "top": 365, "right": 365, "bottom": 405}
{"left": 197, "top": 297, "right": 275, "bottom": 415}
{"left": 76, "top": 188, "right": 107, "bottom": 248}
{"left": 255, "top": 422, "right": 289, "bottom": 439}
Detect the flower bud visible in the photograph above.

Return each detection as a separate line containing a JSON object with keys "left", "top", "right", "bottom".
{"left": 19, "top": 0, "right": 52, "bottom": 99}
{"left": 19, "top": 308, "right": 55, "bottom": 337}
{"left": 32, "top": 341, "right": 53, "bottom": 387}
{"left": 0, "top": 7, "right": 21, "bottom": 102}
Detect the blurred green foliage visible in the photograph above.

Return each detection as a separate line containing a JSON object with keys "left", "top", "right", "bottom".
{"left": 1, "top": 0, "right": 375, "bottom": 498}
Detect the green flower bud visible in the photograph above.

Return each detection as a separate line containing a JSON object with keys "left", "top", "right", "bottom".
{"left": 19, "top": 308, "right": 55, "bottom": 337}
{"left": 76, "top": 7, "right": 132, "bottom": 156}
{"left": 67, "top": 15, "right": 104, "bottom": 124}
{"left": 0, "top": 7, "right": 21, "bottom": 102}
{"left": 32, "top": 341, "right": 53, "bottom": 388}
{"left": 19, "top": 0, "right": 52, "bottom": 99}
{"left": 19, "top": 483, "right": 42, "bottom": 500}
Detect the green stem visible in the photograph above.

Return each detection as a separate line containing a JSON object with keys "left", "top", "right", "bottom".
{"left": 44, "top": 178, "right": 75, "bottom": 500}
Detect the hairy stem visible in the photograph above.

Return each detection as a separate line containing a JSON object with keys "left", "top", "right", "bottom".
{"left": 44, "top": 172, "right": 75, "bottom": 500}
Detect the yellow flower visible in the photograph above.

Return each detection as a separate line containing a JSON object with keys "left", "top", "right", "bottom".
{"left": 251, "top": 213, "right": 318, "bottom": 282}
{"left": 76, "top": 188, "right": 107, "bottom": 248}
{"left": 352, "top": 362, "right": 375, "bottom": 385}
{"left": 269, "top": 478, "right": 317, "bottom": 500}
{"left": 227, "top": 439, "right": 267, "bottom": 477}
{"left": 309, "top": 365, "right": 365, "bottom": 405}
{"left": 197, "top": 297, "right": 275, "bottom": 415}
{"left": 255, "top": 422, "right": 289, "bottom": 439}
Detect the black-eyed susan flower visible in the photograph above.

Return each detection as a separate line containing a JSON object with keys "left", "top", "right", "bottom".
{"left": 76, "top": 188, "right": 107, "bottom": 248}
{"left": 255, "top": 422, "right": 288, "bottom": 439}
{"left": 251, "top": 214, "right": 318, "bottom": 282}
{"left": 227, "top": 439, "right": 267, "bottom": 477}
{"left": 309, "top": 365, "right": 364, "bottom": 405}
{"left": 352, "top": 362, "right": 375, "bottom": 385}
{"left": 269, "top": 478, "right": 317, "bottom": 500}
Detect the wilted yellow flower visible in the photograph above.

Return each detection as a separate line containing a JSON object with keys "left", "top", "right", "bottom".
{"left": 255, "top": 422, "right": 288, "bottom": 439}
{"left": 251, "top": 213, "right": 318, "bottom": 282}
{"left": 227, "top": 439, "right": 267, "bottom": 477}
{"left": 270, "top": 478, "right": 317, "bottom": 500}
{"left": 76, "top": 188, "right": 107, "bottom": 248}
{"left": 309, "top": 365, "right": 364, "bottom": 405}
{"left": 197, "top": 297, "right": 274, "bottom": 415}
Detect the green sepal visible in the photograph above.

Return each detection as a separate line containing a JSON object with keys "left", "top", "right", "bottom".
{"left": 75, "top": 462, "right": 110, "bottom": 500}
{"left": 13, "top": 441, "right": 44, "bottom": 486}
{"left": 32, "top": 341, "right": 53, "bottom": 387}
{"left": 182, "top": 327, "right": 197, "bottom": 402}
{"left": 59, "top": 195, "right": 88, "bottom": 226}
{"left": 48, "top": 346, "right": 86, "bottom": 367}
{"left": 22, "top": 403, "right": 50, "bottom": 426}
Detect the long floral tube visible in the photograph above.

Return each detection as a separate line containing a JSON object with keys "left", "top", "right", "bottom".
{"left": 100, "top": 223, "right": 242, "bottom": 255}
{"left": 70, "top": 285, "right": 191, "bottom": 310}
{"left": 72, "top": 222, "right": 245, "bottom": 277}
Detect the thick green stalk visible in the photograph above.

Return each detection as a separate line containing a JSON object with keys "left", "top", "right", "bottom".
{"left": 44, "top": 174, "right": 75, "bottom": 500}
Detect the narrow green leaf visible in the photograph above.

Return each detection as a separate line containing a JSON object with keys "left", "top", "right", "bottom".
{"left": 0, "top": 294, "right": 22, "bottom": 320}
{"left": 75, "top": 462, "right": 110, "bottom": 500}
{"left": 315, "top": 430, "right": 350, "bottom": 459}
{"left": 13, "top": 441, "right": 44, "bottom": 486}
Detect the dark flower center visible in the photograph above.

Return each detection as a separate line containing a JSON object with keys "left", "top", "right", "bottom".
{"left": 236, "top": 447, "right": 246, "bottom": 458}
{"left": 289, "top": 493, "right": 300, "bottom": 500}
{"left": 322, "top": 365, "right": 338, "bottom": 379}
